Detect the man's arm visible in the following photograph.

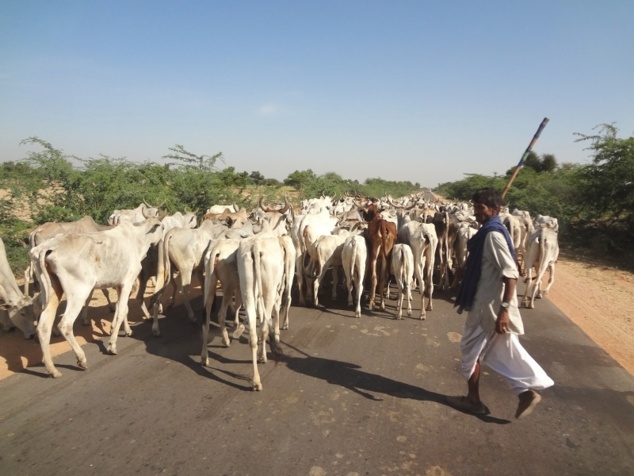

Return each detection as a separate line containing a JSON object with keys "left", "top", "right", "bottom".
{"left": 496, "top": 276, "right": 517, "bottom": 334}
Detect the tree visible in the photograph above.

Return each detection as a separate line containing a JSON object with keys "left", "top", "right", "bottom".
{"left": 574, "top": 124, "right": 634, "bottom": 220}
{"left": 249, "top": 171, "right": 265, "bottom": 185}
{"left": 540, "top": 154, "right": 557, "bottom": 173}
{"left": 162, "top": 144, "right": 224, "bottom": 172}
{"left": 284, "top": 169, "right": 317, "bottom": 189}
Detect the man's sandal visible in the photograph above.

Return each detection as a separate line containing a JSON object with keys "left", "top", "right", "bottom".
{"left": 446, "top": 395, "right": 490, "bottom": 415}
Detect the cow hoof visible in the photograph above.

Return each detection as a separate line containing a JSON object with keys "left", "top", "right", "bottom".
{"left": 50, "top": 370, "right": 62, "bottom": 378}
{"left": 201, "top": 357, "right": 209, "bottom": 367}
{"left": 233, "top": 324, "right": 246, "bottom": 339}
{"left": 77, "top": 359, "right": 87, "bottom": 369}
{"left": 252, "top": 383, "right": 263, "bottom": 391}
{"left": 107, "top": 346, "right": 118, "bottom": 355}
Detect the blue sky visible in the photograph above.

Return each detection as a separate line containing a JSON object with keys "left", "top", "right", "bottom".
{"left": 1, "top": 1, "right": 632, "bottom": 188}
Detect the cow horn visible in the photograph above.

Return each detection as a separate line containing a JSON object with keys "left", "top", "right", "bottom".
{"left": 281, "top": 196, "right": 291, "bottom": 213}
{"left": 258, "top": 196, "right": 274, "bottom": 213}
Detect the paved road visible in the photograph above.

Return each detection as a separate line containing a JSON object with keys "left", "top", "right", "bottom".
{"left": 0, "top": 282, "right": 632, "bottom": 475}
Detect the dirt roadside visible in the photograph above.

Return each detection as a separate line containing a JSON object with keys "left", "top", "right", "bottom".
{"left": 1, "top": 256, "right": 632, "bottom": 380}
{"left": 546, "top": 254, "right": 634, "bottom": 375}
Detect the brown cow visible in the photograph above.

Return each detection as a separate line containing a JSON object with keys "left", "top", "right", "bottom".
{"left": 363, "top": 203, "right": 397, "bottom": 311}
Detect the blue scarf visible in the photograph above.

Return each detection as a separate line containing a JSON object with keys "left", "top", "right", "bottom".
{"left": 455, "top": 215, "right": 516, "bottom": 313}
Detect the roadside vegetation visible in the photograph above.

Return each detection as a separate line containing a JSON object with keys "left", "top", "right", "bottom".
{"left": 2, "top": 123, "right": 632, "bottom": 274}
{"left": 0, "top": 138, "right": 420, "bottom": 273}
{"left": 435, "top": 123, "right": 634, "bottom": 268}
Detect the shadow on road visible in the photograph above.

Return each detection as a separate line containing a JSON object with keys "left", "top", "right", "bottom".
{"left": 281, "top": 341, "right": 510, "bottom": 424}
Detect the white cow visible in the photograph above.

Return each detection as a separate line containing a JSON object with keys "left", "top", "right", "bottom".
{"left": 205, "top": 204, "right": 238, "bottom": 215}
{"left": 397, "top": 219, "right": 438, "bottom": 319}
{"left": 512, "top": 209, "right": 535, "bottom": 276}
{"left": 108, "top": 202, "right": 161, "bottom": 225}
{"left": 290, "top": 208, "right": 337, "bottom": 306}
{"left": 0, "top": 238, "right": 37, "bottom": 338}
{"left": 522, "top": 227, "right": 560, "bottom": 309}
{"left": 150, "top": 219, "right": 229, "bottom": 336}
{"left": 341, "top": 235, "right": 367, "bottom": 318}
{"left": 24, "top": 216, "right": 115, "bottom": 308}
{"left": 237, "top": 235, "right": 287, "bottom": 391}
{"left": 390, "top": 243, "right": 414, "bottom": 320}
{"left": 201, "top": 238, "right": 242, "bottom": 362}
{"left": 451, "top": 224, "right": 477, "bottom": 289}
{"left": 534, "top": 214, "right": 559, "bottom": 233}
{"left": 308, "top": 234, "right": 348, "bottom": 307}
{"left": 277, "top": 235, "right": 297, "bottom": 331}
{"left": 30, "top": 218, "right": 164, "bottom": 378}
{"left": 161, "top": 211, "right": 198, "bottom": 232}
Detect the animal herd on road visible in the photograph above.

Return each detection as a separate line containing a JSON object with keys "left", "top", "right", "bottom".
{"left": 0, "top": 194, "right": 560, "bottom": 390}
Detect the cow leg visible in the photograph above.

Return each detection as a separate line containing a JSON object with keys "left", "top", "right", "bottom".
{"left": 406, "top": 280, "right": 413, "bottom": 317}
{"left": 280, "top": 280, "right": 291, "bottom": 331}
{"left": 354, "top": 266, "right": 364, "bottom": 319}
{"left": 218, "top": 295, "right": 232, "bottom": 347}
{"left": 530, "top": 258, "right": 551, "bottom": 308}
{"left": 201, "top": 273, "right": 219, "bottom": 360}
{"left": 424, "top": 253, "right": 435, "bottom": 312}
{"left": 232, "top": 293, "right": 246, "bottom": 338}
{"left": 247, "top": 309, "right": 262, "bottom": 391}
{"left": 378, "top": 255, "right": 388, "bottom": 311}
{"left": 107, "top": 283, "right": 134, "bottom": 355}
{"left": 331, "top": 264, "right": 340, "bottom": 301}
{"left": 313, "top": 267, "right": 323, "bottom": 308}
{"left": 102, "top": 288, "right": 116, "bottom": 312}
{"left": 522, "top": 275, "right": 534, "bottom": 309}
{"left": 295, "top": 253, "right": 307, "bottom": 306}
{"left": 368, "top": 247, "right": 379, "bottom": 311}
{"left": 414, "top": 253, "right": 425, "bottom": 319}
{"left": 395, "top": 279, "right": 404, "bottom": 320}
{"left": 344, "top": 262, "right": 354, "bottom": 307}
{"left": 37, "top": 280, "right": 63, "bottom": 378}
{"left": 57, "top": 294, "right": 90, "bottom": 371}
{"left": 542, "top": 262, "right": 556, "bottom": 296}
{"left": 81, "top": 289, "right": 94, "bottom": 326}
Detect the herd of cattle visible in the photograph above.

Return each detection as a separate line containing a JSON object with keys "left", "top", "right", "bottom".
{"left": 0, "top": 194, "right": 560, "bottom": 390}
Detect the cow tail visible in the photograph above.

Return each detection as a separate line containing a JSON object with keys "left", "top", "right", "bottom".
{"left": 399, "top": 247, "right": 408, "bottom": 287}
{"left": 539, "top": 231, "right": 547, "bottom": 274}
{"left": 151, "top": 231, "right": 172, "bottom": 304}
{"left": 351, "top": 239, "right": 358, "bottom": 282}
{"left": 253, "top": 242, "right": 265, "bottom": 319}
{"left": 203, "top": 241, "right": 221, "bottom": 310}
{"left": 31, "top": 246, "right": 52, "bottom": 318}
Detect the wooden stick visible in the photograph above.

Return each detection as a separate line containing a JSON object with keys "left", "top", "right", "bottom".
{"left": 501, "top": 117, "right": 550, "bottom": 198}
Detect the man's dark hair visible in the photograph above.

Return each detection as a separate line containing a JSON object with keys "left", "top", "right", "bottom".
{"left": 472, "top": 188, "right": 505, "bottom": 209}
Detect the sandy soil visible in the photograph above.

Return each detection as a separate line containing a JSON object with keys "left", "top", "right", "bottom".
{"left": 1, "top": 256, "right": 633, "bottom": 380}
{"left": 545, "top": 253, "right": 634, "bottom": 375}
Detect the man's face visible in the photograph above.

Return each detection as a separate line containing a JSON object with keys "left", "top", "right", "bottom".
{"left": 473, "top": 201, "right": 499, "bottom": 224}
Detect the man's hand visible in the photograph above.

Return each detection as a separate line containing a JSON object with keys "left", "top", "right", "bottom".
{"left": 496, "top": 308, "right": 511, "bottom": 334}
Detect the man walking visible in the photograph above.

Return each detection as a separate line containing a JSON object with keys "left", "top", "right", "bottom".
{"left": 449, "top": 188, "right": 554, "bottom": 419}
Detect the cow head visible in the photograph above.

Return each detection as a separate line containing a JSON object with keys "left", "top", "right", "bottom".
{"left": 0, "top": 296, "right": 37, "bottom": 339}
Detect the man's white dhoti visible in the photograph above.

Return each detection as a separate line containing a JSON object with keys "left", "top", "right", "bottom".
{"left": 460, "top": 323, "right": 555, "bottom": 396}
